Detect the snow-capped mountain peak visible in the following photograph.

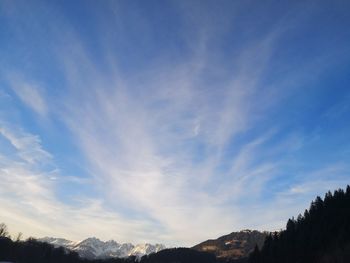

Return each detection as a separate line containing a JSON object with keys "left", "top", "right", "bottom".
{"left": 130, "top": 243, "right": 166, "bottom": 258}
{"left": 39, "top": 237, "right": 166, "bottom": 259}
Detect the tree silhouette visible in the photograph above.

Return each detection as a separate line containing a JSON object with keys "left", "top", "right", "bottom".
{"left": 0, "top": 223, "right": 9, "bottom": 237}
{"left": 249, "top": 185, "right": 350, "bottom": 263}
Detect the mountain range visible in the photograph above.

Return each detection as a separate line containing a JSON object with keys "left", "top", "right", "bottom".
{"left": 40, "top": 230, "right": 267, "bottom": 261}
{"left": 39, "top": 237, "right": 166, "bottom": 259}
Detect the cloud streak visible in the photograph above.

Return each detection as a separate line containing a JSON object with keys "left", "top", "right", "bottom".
{"left": 6, "top": 75, "right": 48, "bottom": 117}
{"left": 0, "top": 125, "right": 52, "bottom": 164}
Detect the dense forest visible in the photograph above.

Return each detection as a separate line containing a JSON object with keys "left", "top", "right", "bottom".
{"left": 249, "top": 186, "right": 350, "bottom": 263}
{"left": 1, "top": 185, "right": 349, "bottom": 263}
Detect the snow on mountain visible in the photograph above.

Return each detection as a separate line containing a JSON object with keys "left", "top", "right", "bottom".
{"left": 130, "top": 243, "right": 166, "bottom": 258}
{"left": 39, "top": 237, "right": 166, "bottom": 259}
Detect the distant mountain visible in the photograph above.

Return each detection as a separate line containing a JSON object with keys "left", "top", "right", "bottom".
{"left": 39, "top": 237, "right": 166, "bottom": 259}
{"left": 192, "top": 230, "right": 268, "bottom": 260}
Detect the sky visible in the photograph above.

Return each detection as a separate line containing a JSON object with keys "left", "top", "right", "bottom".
{"left": 0, "top": 0, "right": 350, "bottom": 247}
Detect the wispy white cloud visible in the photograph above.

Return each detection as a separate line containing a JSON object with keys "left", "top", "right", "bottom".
{"left": 0, "top": 125, "right": 52, "bottom": 164}
{"left": 40, "top": 24, "right": 294, "bottom": 245}
{"left": 6, "top": 75, "right": 48, "bottom": 117}
{"left": 38, "top": 18, "right": 346, "bottom": 245}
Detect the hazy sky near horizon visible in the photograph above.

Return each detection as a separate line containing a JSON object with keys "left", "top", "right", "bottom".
{"left": 0, "top": 0, "right": 350, "bottom": 246}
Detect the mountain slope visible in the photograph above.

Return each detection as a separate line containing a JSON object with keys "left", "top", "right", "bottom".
{"left": 39, "top": 237, "right": 166, "bottom": 259}
{"left": 192, "top": 230, "right": 267, "bottom": 260}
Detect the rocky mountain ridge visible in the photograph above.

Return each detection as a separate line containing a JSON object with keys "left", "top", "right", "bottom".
{"left": 39, "top": 236, "right": 166, "bottom": 259}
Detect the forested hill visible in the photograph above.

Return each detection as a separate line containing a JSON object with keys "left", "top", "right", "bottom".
{"left": 249, "top": 186, "right": 350, "bottom": 263}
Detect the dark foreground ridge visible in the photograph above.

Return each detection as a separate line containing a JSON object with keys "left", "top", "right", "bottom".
{"left": 1, "top": 185, "right": 350, "bottom": 263}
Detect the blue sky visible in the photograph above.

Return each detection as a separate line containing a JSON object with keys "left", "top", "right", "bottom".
{"left": 0, "top": 0, "right": 350, "bottom": 246}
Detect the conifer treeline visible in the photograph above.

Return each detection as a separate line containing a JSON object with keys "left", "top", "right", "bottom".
{"left": 249, "top": 185, "right": 350, "bottom": 263}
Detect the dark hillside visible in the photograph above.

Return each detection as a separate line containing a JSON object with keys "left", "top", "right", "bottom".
{"left": 193, "top": 230, "right": 267, "bottom": 260}
{"left": 140, "top": 248, "right": 216, "bottom": 263}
